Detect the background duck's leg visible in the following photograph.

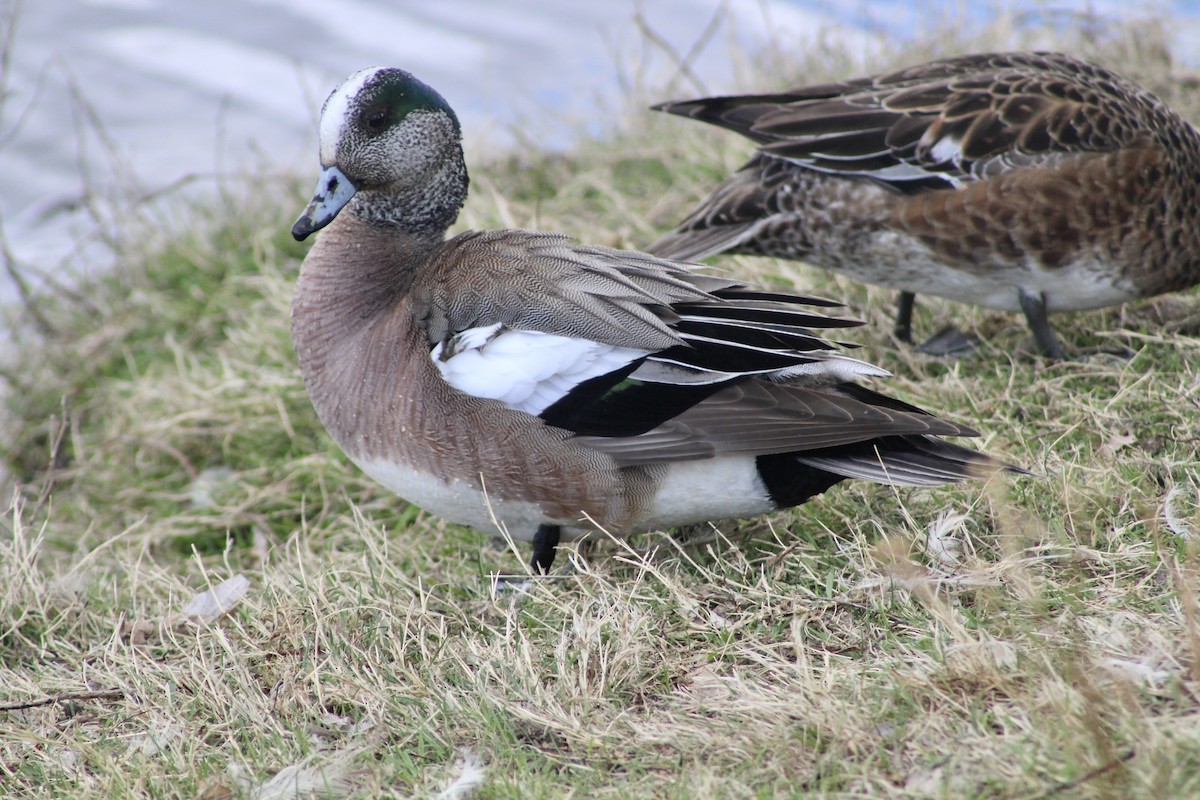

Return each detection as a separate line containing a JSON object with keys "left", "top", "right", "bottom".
{"left": 530, "top": 524, "right": 561, "bottom": 574}
{"left": 1018, "top": 288, "right": 1067, "bottom": 360}
{"left": 894, "top": 291, "right": 916, "bottom": 343}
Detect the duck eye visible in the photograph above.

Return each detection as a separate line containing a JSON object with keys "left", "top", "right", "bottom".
{"left": 365, "top": 111, "right": 388, "bottom": 131}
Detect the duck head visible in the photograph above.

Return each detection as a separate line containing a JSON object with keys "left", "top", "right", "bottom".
{"left": 293, "top": 67, "right": 467, "bottom": 241}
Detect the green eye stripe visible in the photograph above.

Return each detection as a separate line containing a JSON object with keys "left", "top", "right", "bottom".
{"left": 362, "top": 71, "right": 455, "bottom": 130}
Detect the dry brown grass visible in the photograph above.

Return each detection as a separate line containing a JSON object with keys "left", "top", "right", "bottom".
{"left": 3, "top": 9, "right": 1200, "bottom": 799}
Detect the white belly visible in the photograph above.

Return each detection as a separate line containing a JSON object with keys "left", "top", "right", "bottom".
{"left": 899, "top": 259, "right": 1138, "bottom": 312}
{"left": 827, "top": 231, "right": 1139, "bottom": 312}
{"left": 354, "top": 456, "right": 560, "bottom": 541}
{"left": 353, "top": 454, "right": 778, "bottom": 541}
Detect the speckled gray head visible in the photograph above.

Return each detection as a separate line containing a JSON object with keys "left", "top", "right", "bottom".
{"left": 293, "top": 67, "right": 465, "bottom": 241}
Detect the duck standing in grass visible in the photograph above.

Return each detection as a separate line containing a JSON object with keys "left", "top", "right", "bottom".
{"left": 290, "top": 67, "right": 1015, "bottom": 575}
{"left": 647, "top": 52, "right": 1200, "bottom": 359}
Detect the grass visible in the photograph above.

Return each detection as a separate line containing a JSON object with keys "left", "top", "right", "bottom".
{"left": 4, "top": 10, "right": 1200, "bottom": 799}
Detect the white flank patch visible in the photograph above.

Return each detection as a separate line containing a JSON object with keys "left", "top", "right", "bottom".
{"left": 432, "top": 328, "right": 647, "bottom": 415}
{"left": 638, "top": 457, "right": 774, "bottom": 531}
{"left": 319, "top": 66, "right": 383, "bottom": 164}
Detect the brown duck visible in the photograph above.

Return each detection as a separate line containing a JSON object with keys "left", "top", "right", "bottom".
{"left": 647, "top": 51, "right": 1200, "bottom": 359}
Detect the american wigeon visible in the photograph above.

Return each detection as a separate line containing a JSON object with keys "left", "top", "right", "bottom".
{"left": 291, "top": 67, "right": 1014, "bottom": 574}
{"left": 647, "top": 52, "right": 1200, "bottom": 359}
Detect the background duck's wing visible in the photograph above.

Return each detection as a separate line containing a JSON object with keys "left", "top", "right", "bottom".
{"left": 642, "top": 154, "right": 801, "bottom": 261}
{"left": 654, "top": 51, "right": 1160, "bottom": 193}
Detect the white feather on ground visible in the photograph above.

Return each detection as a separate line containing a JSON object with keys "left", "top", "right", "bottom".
{"left": 435, "top": 751, "right": 486, "bottom": 800}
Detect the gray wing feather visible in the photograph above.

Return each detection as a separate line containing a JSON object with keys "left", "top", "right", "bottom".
{"left": 576, "top": 381, "right": 973, "bottom": 466}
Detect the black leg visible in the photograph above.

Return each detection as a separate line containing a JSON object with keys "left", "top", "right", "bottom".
{"left": 1018, "top": 289, "right": 1067, "bottom": 360}
{"left": 894, "top": 291, "right": 916, "bottom": 343}
{"left": 530, "top": 524, "right": 561, "bottom": 575}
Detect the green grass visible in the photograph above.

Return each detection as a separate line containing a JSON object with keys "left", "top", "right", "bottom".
{"left": 4, "top": 12, "right": 1200, "bottom": 799}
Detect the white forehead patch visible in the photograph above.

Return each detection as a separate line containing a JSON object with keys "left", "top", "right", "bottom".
{"left": 319, "top": 66, "right": 384, "bottom": 165}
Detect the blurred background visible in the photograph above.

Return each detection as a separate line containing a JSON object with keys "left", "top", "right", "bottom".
{"left": 1, "top": 0, "right": 1197, "bottom": 301}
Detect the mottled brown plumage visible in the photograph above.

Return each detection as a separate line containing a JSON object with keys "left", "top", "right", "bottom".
{"left": 648, "top": 51, "right": 1200, "bottom": 358}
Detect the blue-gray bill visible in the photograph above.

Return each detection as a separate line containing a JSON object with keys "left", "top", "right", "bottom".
{"left": 293, "top": 165, "right": 357, "bottom": 241}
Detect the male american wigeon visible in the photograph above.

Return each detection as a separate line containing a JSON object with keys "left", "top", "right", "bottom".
{"left": 291, "top": 67, "right": 1015, "bottom": 575}
{"left": 647, "top": 52, "right": 1200, "bottom": 359}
